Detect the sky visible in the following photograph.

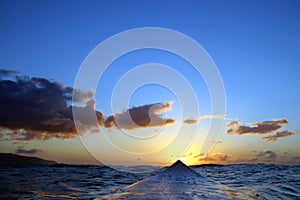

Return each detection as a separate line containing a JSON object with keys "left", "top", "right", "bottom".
{"left": 0, "top": 0, "right": 299, "bottom": 166}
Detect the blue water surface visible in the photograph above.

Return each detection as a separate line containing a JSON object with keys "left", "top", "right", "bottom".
{"left": 0, "top": 164, "right": 299, "bottom": 199}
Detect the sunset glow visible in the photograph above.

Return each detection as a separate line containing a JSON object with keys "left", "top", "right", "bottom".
{"left": 0, "top": 0, "right": 299, "bottom": 167}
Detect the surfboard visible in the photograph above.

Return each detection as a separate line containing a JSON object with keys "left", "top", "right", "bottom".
{"left": 96, "top": 160, "right": 251, "bottom": 199}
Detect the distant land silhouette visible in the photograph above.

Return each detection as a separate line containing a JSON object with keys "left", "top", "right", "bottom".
{"left": 190, "top": 163, "right": 224, "bottom": 167}
{"left": 0, "top": 153, "right": 57, "bottom": 165}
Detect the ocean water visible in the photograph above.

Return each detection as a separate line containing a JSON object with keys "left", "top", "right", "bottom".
{"left": 0, "top": 164, "right": 299, "bottom": 199}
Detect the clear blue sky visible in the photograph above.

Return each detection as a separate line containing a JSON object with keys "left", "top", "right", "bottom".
{"left": 0, "top": 0, "right": 299, "bottom": 165}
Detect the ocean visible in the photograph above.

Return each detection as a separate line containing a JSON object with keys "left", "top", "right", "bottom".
{"left": 1, "top": 164, "right": 299, "bottom": 199}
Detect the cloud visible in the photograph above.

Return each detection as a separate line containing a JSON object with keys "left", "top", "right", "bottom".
{"left": 182, "top": 117, "right": 198, "bottom": 125}
{"left": 104, "top": 102, "right": 176, "bottom": 130}
{"left": 235, "top": 157, "right": 258, "bottom": 163}
{"left": 196, "top": 150, "right": 300, "bottom": 164}
{"left": 212, "top": 141, "right": 222, "bottom": 144}
{"left": 72, "top": 89, "right": 94, "bottom": 103}
{"left": 226, "top": 119, "right": 296, "bottom": 142}
{"left": 198, "top": 114, "right": 238, "bottom": 121}
{"left": 0, "top": 71, "right": 178, "bottom": 140}
{"left": 0, "top": 69, "right": 18, "bottom": 78}
{"left": 182, "top": 114, "right": 232, "bottom": 126}
{"left": 255, "top": 150, "right": 277, "bottom": 162}
{"left": 193, "top": 153, "right": 205, "bottom": 158}
{"left": 226, "top": 119, "right": 288, "bottom": 135}
{"left": 199, "top": 153, "right": 229, "bottom": 162}
{"left": 291, "top": 156, "right": 300, "bottom": 161}
{"left": 6, "top": 129, "right": 80, "bottom": 141}
{"left": 0, "top": 71, "right": 103, "bottom": 140}
{"left": 199, "top": 156, "right": 215, "bottom": 162}
{"left": 220, "top": 154, "right": 228, "bottom": 161}
{"left": 262, "top": 131, "right": 296, "bottom": 142}
{"left": 199, "top": 151, "right": 278, "bottom": 164}
{"left": 199, "top": 114, "right": 226, "bottom": 120}
{"left": 15, "top": 148, "right": 42, "bottom": 154}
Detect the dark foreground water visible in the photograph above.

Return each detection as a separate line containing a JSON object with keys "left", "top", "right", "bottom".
{"left": 0, "top": 164, "right": 299, "bottom": 199}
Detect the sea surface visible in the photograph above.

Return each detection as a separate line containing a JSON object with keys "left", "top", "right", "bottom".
{"left": 1, "top": 164, "right": 299, "bottom": 199}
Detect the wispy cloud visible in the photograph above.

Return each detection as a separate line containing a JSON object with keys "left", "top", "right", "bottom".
{"left": 182, "top": 114, "right": 234, "bottom": 126}
{"left": 104, "top": 101, "right": 176, "bottom": 130}
{"left": 262, "top": 131, "right": 296, "bottom": 142}
{"left": 212, "top": 140, "right": 222, "bottom": 144}
{"left": 199, "top": 114, "right": 226, "bottom": 120}
{"left": 199, "top": 114, "right": 238, "bottom": 121}
{"left": 193, "top": 153, "right": 205, "bottom": 159}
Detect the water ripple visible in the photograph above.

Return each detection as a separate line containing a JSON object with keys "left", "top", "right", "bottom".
{"left": 0, "top": 164, "right": 299, "bottom": 199}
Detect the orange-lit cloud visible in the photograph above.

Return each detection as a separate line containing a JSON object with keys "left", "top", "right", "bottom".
{"left": 262, "top": 131, "right": 296, "bottom": 142}
{"left": 104, "top": 102, "right": 176, "bottom": 130}
{"left": 227, "top": 119, "right": 288, "bottom": 135}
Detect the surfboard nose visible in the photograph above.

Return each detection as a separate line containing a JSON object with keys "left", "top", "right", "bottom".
{"left": 170, "top": 160, "right": 186, "bottom": 167}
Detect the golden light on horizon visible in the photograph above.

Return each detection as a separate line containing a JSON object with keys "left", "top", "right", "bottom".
{"left": 179, "top": 157, "right": 192, "bottom": 166}
{"left": 179, "top": 157, "right": 187, "bottom": 164}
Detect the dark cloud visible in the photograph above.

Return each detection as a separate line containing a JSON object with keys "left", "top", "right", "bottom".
{"left": 0, "top": 70, "right": 177, "bottom": 140}
{"left": 226, "top": 119, "right": 288, "bottom": 135}
{"left": 0, "top": 71, "right": 103, "bottom": 140}
{"left": 15, "top": 148, "right": 42, "bottom": 154}
{"left": 182, "top": 118, "right": 198, "bottom": 125}
{"left": 104, "top": 102, "right": 176, "bottom": 130}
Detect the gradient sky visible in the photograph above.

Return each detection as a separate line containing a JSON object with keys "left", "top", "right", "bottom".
{"left": 0, "top": 0, "right": 299, "bottom": 166}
